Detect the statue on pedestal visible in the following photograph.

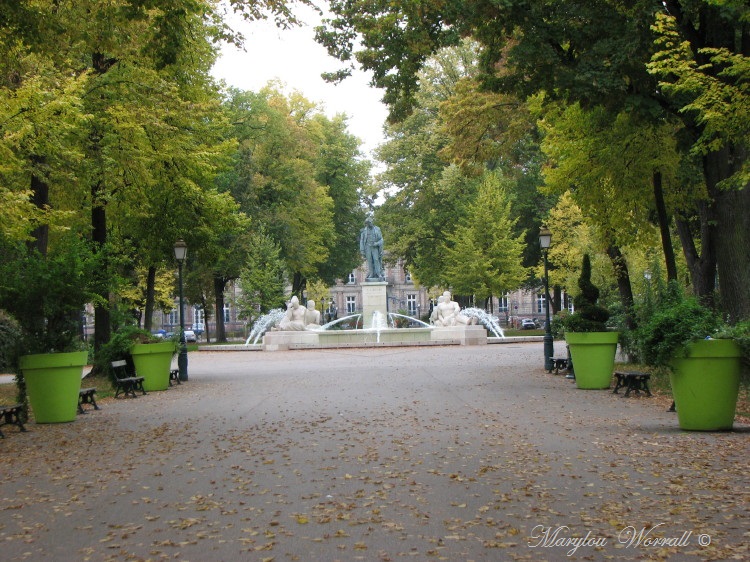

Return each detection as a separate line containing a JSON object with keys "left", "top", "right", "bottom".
{"left": 275, "top": 296, "right": 307, "bottom": 331}
{"left": 360, "top": 216, "right": 384, "bottom": 281}
{"left": 434, "top": 291, "right": 477, "bottom": 326}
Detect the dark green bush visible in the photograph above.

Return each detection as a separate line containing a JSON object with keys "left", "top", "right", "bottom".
{"left": 93, "top": 326, "right": 165, "bottom": 383}
{"left": 0, "top": 310, "right": 22, "bottom": 373}
{"left": 638, "top": 287, "right": 721, "bottom": 369}
{"left": 0, "top": 238, "right": 94, "bottom": 355}
{"left": 563, "top": 254, "right": 610, "bottom": 333}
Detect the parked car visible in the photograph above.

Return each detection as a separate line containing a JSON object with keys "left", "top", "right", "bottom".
{"left": 183, "top": 330, "right": 197, "bottom": 342}
{"left": 521, "top": 319, "right": 537, "bottom": 330}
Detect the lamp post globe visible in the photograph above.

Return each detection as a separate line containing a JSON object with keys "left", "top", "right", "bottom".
{"left": 538, "top": 226, "right": 554, "bottom": 372}
{"left": 174, "top": 239, "right": 188, "bottom": 382}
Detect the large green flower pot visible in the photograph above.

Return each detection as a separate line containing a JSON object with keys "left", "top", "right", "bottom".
{"left": 565, "top": 332, "right": 619, "bottom": 389}
{"left": 130, "top": 342, "right": 175, "bottom": 391}
{"left": 19, "top": 351, "right": 89, "bottom": 423}
{"left": 670, "top": 339, "right": 742, "bottom": 431}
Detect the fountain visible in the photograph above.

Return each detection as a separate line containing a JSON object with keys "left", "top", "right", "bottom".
{"left": 245, "top": 309, "right": 286, "bottom": 345}
{"left": 460, "top": 307, "right": 505, "bottom": 338}
{"left": 239, "top": 218, "right": 509, "bottom": 351}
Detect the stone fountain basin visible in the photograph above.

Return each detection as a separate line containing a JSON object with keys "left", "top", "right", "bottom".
{"left": 262, "top": 325, "right": 488, "bottom": 351}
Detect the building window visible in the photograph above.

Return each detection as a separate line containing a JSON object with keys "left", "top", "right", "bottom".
{"left": 168, "top": 309, "right": 179, "bottom": 326}
{"left": 194, "top": 307, "right": 204, "bottom": 324}
{"left": 347, "top": 272, "right": 356, "bottom": 284}
{"left": 537, "top": 293, "right": 546, "bottom": 314}
{"left": 223, "top": 303, "right": 231, "bottom": 323}
{"left": 566, "top": 294, "right": 575, "bottom": 314}
{"left": 405, "top": 270, "right": 412, "bottom": 283}
{"left": 346, "top": 296, "right": 357, "bottom": 313}
{"left": 407, "top": 294, "right": 417, "bottom": 314}
{"left": 498, "top": 295, "right": 509, "bottom": 312}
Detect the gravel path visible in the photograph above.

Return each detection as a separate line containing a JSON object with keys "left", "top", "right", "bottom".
{"left": 1, "top": 343, "right": 747, "bottom": 561}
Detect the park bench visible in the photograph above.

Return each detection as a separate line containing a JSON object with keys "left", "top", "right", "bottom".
{"left": 112, "top": 360, "right": 146, "bottom": 399}
{"left": 78, "top": 387, "right": 100, "bottom": 414}
{"left": 0, "top": 404, "right": 26, "bottom": 438}
{"left": 613, "top": 370, "right": 652, "bottom": 397}
{"left": 549, "top": 346, "right": 574, "bottom": 377}
{"left": 549, "top": 356, "right": 571, "bottom": 375}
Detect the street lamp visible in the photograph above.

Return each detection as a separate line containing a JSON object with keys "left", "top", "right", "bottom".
{"left": 174, "top": 239, "right": 188, "bottom": 382}
{"left": 539, "top": 225, "right": 554, "bottom": 372}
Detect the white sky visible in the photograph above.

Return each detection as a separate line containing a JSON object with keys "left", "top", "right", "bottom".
{"left": 210, "top": 5, "right": 389, "bottom": 160}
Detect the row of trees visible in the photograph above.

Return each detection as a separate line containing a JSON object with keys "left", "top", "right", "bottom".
{"left": 0, "top": 0, "right": 368, "bottom": 354}
{"left": 318, "top": 0, "right": 749, "bottom": 323}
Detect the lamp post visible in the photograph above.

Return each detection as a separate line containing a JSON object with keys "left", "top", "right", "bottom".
{"left": 539, "top": 225, "right": 554, "bottom": 372}
{"left": 174, "top": 239, "right": 188, "bottom": 382}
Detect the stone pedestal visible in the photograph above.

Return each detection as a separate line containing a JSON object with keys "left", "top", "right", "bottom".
{"left": 361, "top": 281, "right": 388, "bottom": 329}
{"left": 431, "top": 325, "right": 488, "bottom": 345}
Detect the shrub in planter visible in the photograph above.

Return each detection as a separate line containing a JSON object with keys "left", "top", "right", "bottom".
{"left": 638, "top": 288, "right": 742, "bottom": 431}
{"left": 0, "top": 241, "right": 94, "bottom": 423}
{"left": 0, "top": 310, "right": 24, "bottom": 411}
{"left": 563, "top": 254, "right": 619, "bottom": 389}
{"left": 0, "top": 310, "right": 22, "bottom": 375}
{"left": 96, "top": 326, "right": 176, "bottom": 392}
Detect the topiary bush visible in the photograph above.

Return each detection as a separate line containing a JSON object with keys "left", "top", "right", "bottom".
{"left": 564, "top": 254, "right": 610, "bottom": 333}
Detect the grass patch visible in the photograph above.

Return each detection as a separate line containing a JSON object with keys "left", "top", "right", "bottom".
{"left": 504, "top": 329, "right": 545, "bottom": 337}
{"left": 0, "top": 378, "right": 18, "bottom": 404}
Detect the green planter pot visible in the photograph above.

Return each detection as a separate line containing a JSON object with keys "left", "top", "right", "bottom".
{"left": 670, "top": 339, "right": 742, "bottom": 431}
{"left": 130, "top": 342, "right": 176, "bottom": 391}
{"left": 565, "top": 332, "right": 619, "bottom": 389}
{"left": 19, "top": 351, "right": 89, "bottom": 423}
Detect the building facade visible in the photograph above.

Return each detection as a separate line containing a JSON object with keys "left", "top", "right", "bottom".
{"left": 83, "top": 261, "right": 570, "bottom": 341}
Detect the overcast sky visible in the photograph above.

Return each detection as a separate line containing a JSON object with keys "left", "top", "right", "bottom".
{"left": 211, "top": 5, "right": 389, "bottom": 159}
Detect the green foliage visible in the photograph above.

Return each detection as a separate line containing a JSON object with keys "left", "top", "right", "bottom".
{"left": 92, "top": 325, "right": 169, "bottom": 383}
{"left": 648, "top": 12, "right": 750, "bottom": 190}
{"left": 716, "top": 321, "right": 750, "bottom": 380}
{"left": 564, "top": 254, "right": 610, "bottom": 333}
{"left": 236, "top": 230, "right": 286, "bottom": 320}
{"left": 0, "top": 310, "right": 22, "bottom": 373}
{"left": 637, "top": 283, "right": 721, "bottom": 369}
{"left": 220, "top": 87, "right": 340, "bottom": 286}
{"left": 0, "top": 238, "right": 95, "bottom": 355}
{"left": 443, "top": 171, "right": 528, "bottom": 299}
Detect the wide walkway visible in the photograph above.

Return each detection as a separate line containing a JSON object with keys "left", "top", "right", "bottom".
{"left": 1, "top": 343, "right": 747, "bottom": 561}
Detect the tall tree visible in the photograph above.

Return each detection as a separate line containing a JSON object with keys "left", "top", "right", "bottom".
{"left": 317, "top": 0, "right": 750, "bottom": 321}
{"left": 443, "top": 171, "right": 528, "bottom": 301}
{"left": 236, "top": 229, "right": 286, "bottom": 322}
{"left": 312, "top": 113, "right": 369, "bottom": 284}
{"left": 220, "top": 86, "right": 341, "bottom": 295}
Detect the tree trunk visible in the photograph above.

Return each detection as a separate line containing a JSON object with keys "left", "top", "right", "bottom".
{"left": 91, "top": 184, "right": 110, "bottom": 352}
{"left": 652, "top": 171, "right": 678, "bottom": 282}
{"left": 144, "top": 266, "right": 156, "bottom": 331}
{"left": 706, "top": 148, "right": 750, "bottom": 322}
{"left": 28, "top": 156, "right": 49, "bottom": 256}
{"left": 89, "top": 52, "right": 117, "bottom": 352}
{"left": 292, "top": 271, "right": 305, "bottom": 298}
{"left": 674, "top": 198, "right": 717, "bottom": 306}
{"left": 213, "top": 275, "right": 227, "bottom": 342}
{"left": 553, "top": 285, "right": 562, "bottom": 315}
{"left": 200, "top": 294, "right": 211, "bottom": 344}
{"left": 606, "top": 244, "right": 636, "bottom": 331}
